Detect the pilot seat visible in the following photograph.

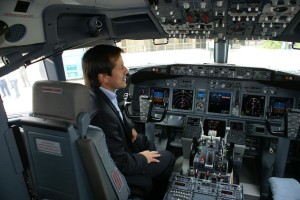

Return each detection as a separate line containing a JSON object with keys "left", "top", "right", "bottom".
{"left": 21, "top": 80, "right": 131, "bottom": 200}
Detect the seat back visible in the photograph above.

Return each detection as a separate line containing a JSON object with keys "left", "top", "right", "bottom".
{"left": 21, "top": 80, "right": 129, "bottom": 200}
{"left": 78, "top": 126, "right": 130, "bottom": 199}
{"left": 0, "top": 96, "right": 30, "bottom": 200}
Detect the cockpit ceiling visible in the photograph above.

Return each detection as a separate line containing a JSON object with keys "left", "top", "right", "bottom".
{"left": 147, "top": 0, "right": 300, "bottom": 41}
{"left": 0, "top": 0, "right": 150, "bottom": 49}
{"left": 1, "top": 0, "right": 300, "bottom": 52}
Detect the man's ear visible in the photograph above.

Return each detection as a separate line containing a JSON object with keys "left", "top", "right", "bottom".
{"left": 98, "top": 73, "right": 104, "bottom": 85}
{"left": 98, "top": 73, "right": 108, "bottom": 84}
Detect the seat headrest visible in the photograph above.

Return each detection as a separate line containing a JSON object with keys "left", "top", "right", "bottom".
{"left": 32, "top": 80, "right": 89, "bottom": 124}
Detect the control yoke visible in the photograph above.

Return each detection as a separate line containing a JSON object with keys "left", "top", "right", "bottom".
{"left": 265, "top": 111, "right": 287, "bottom": 138}
{"left": 123, "top": 93, "right": 167, "bottom": 123}
{"left": 266, "top": 109, "right": 300, "bottom": 139}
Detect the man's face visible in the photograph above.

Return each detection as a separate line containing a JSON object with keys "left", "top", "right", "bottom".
{"left": 100, "top": 55, "right": 128, "bottom": 92}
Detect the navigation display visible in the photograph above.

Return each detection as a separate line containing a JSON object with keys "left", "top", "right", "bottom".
{"left": 241, "top": 94, "right": 266, "bottom": 118}
{"left": 172, "top": 89, "right": 194, "bottom": 111}
{"left": 207, "top": 91, "right": 231, "bottom": 114}
{"left": 150, "top": 87, "right": 169, "bottom": 106}
{"left": 269, "top": 96, "right": 294, "bottom": 119}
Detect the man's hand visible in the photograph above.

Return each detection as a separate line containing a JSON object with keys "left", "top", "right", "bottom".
{"left": 139, "top": 150, "right": 161, "bottom": 163}
{"left": 132, "top": 128, "right": 138, "bottom": 143}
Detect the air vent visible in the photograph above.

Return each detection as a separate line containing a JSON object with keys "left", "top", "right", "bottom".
{"left": 14, "top": 1, "right": 30, "bottom": 13}
{"left": 5, "top": 24, "right": 26, "bottom": 42}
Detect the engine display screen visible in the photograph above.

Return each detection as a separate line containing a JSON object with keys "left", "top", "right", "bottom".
{"left": 150, "top": 87, "right": 169, "bottom": 106}
{"left": 172, "top": 89, "right": 194, "bottom": 111}
{"left": 241, "top": 94, "right": 266, "bottom": 118}
{"left": 207, "top": 91, "right": 231, "bottom": 114}
{"left": 203, "top": 119, "right": 226, "bottom": 138}
{"left": 269, "top": 96, "right": 294, "bottom": 119}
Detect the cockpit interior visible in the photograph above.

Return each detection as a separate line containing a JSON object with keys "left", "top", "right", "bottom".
{"left": 1, "top": 0, "right": 300, "bottom": 200}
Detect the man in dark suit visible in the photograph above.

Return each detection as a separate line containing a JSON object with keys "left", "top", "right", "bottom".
{"left": 82, "top": 44, "right": 175, "bottom": 199}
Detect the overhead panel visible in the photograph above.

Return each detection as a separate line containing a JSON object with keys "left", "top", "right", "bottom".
{"left": 147, "top": 0, "right": 300, "bottom": 40}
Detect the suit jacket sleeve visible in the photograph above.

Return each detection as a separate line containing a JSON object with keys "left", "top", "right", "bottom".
{"left": 90, "top": 90, "right": 148, "bottom": 176}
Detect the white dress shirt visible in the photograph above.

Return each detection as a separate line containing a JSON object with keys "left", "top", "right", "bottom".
{"left": 99, "top": 87, "right": 123, "bottom": 120}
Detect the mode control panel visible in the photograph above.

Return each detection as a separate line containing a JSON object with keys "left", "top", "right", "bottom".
{"left": 169, "top": 65, "right": 273, "bottom": 81}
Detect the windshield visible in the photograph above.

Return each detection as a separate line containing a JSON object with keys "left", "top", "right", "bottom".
{"left": 114, "top": 39, "right": 300, "bottom": 75}
{"left": 60, "top": 39, "right": 300, "bottom": 82}
{"left": 2, "top": 39, "right": 300, "bottom": 116}
{"left": 0, "top": 61, "right": 47, "bottom": 117}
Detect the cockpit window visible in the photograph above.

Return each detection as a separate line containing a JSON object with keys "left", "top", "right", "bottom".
{"left": 62, "top": 48, "right": 86, "bottom": 82}
{"left": 228, "top": 40, "right": 300, "bottom": 75}
{"left": 62, "top": 39, "right": 300, "bottom": 81}
{"left": 117, "top": 39, "right": 300, "bottom": 75}
{"left": 118, "top": 39, "right": 213, "bottom": 67}
{"left": 0, "top": 61, "right": 47, "bottom": 117}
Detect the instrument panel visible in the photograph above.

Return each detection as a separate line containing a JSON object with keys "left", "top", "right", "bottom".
{"left": 133, "top": 65, "right": 300, "bottom": 138}
{"left": 130, "top": 65, "right": 300, "bottom": 200}
{"left": 137, "top": 78, "right": 297, "bottom": 119}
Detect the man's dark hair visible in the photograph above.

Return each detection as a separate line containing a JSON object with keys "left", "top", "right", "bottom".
{"left": 82, "top": 44, "right": 124, "bottom": 89}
